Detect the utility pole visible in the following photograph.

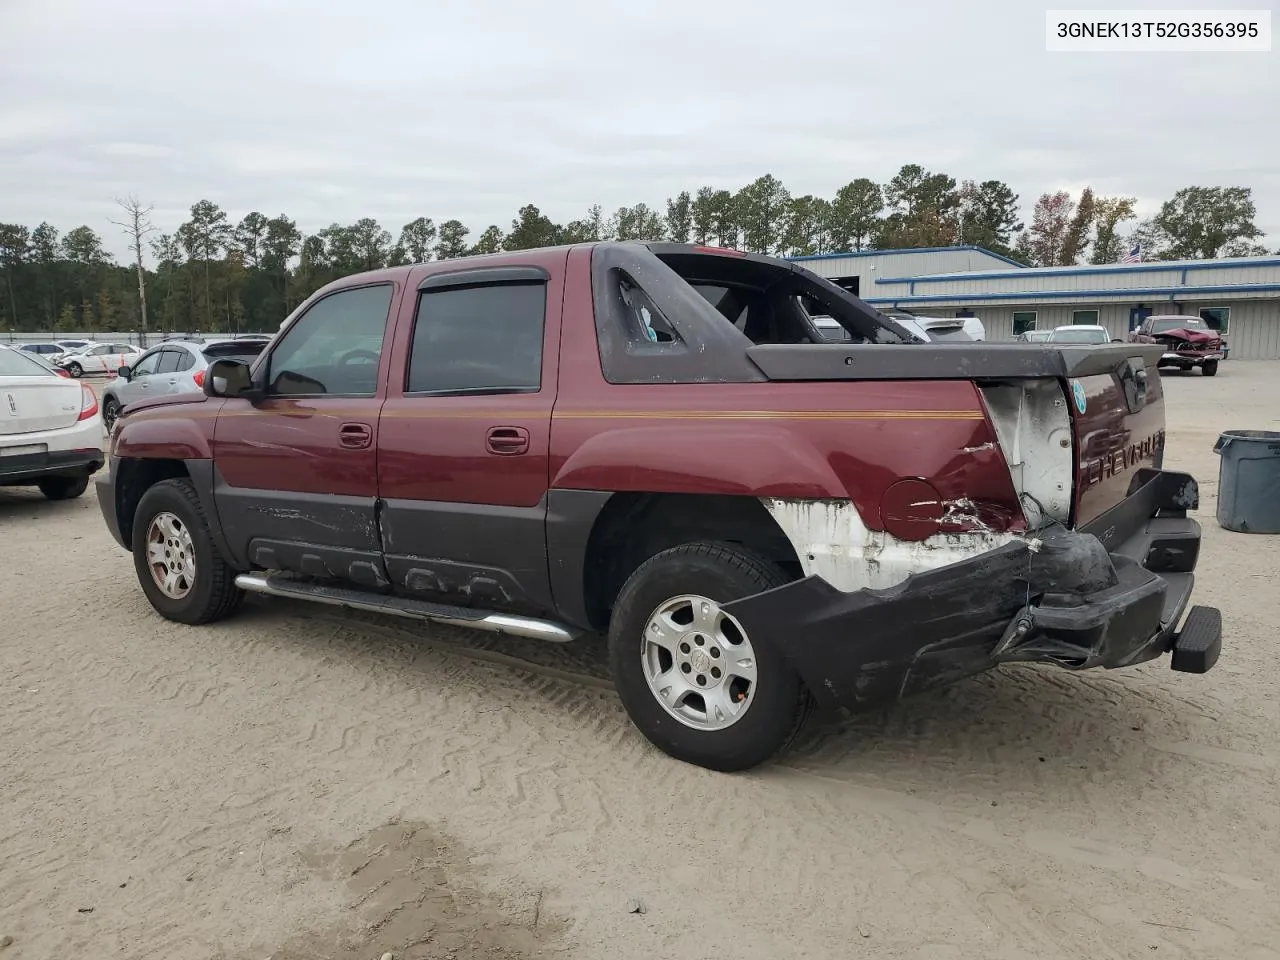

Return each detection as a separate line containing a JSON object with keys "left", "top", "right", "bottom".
{"left": 110, "top": 196, "right": 156, "bottom": 346}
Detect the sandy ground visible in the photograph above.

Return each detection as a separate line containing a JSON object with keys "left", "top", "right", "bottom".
{"left": 1, "top": 363, "right": 1278, "bottom": 960}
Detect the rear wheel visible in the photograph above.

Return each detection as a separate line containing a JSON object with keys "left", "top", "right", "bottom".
{"left": 607, "top": 540, "right": 810, "bottom": 772}
{"left": 38, "top": 473, "right": 89, "bottom": 501}
{"left": 1202, "top": 360, "right": 1219, "bottom": 377}
{"left": 132, "top": 478, "right": 242, "bottom": 624}
{"left": 65, "top": 361, "right": 83, "bottom": 378}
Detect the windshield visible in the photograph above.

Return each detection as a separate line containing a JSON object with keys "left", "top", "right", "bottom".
{"left": 1051, "top": 328, "right": 1109, "bottom": 344}
{"left": 1150, "top": 318, "right": 1205, "bottom": 334}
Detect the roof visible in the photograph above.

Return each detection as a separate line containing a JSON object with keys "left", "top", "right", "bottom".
{"left": 877, "top": 255, "right": 1280, "bottom": 285}
{"left": 789, "top": 245, "right": 1026, "bottom": 267}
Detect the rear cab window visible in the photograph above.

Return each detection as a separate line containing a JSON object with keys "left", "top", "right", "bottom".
{"left": 588, "top": 244, "right": 918, "bottom": 386}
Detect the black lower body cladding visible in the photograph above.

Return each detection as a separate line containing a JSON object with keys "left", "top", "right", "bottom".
{"left": 722, "top": 469, "right": 1222, "bottom": 712}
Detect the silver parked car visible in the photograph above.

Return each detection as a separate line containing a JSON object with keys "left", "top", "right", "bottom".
{"left": 101, "top": 336, "right": 271, "bottom": 430}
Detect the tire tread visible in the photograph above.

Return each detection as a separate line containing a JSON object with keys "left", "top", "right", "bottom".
{"left": 134, "top": 478, "right": 242, "bottom": 624}
{"left": 609, "top": 539, "right": 812, "bottom": 771}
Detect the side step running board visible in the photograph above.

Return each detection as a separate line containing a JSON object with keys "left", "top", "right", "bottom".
{"left": 234, "top": 572, "right": 580, "bottom": 644}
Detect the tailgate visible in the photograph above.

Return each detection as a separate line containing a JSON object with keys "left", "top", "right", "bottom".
{"left": 1069, "top": 349, "right": 1167, "bottom": 527}
{"left": 0, "top": 376, "right": 84, "bottom": 436}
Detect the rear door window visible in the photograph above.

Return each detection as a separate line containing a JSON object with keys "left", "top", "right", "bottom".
{"left": 407, "top": 282, "right": 547, "bottom": 394}
{"left": 156, "top": 350, "right": 183, "bottom": 374}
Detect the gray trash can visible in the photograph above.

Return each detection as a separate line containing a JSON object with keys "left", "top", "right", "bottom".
{"left": 1212, "top": 430, "right": 1280, "bottom": 533}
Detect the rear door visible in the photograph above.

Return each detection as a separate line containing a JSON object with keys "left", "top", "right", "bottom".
{"left": 375, "top": 257, "right": 564, "bottom": 614}
{"left": 212, "top": 281, "right": 401, "bottom": 585}
{"left": 153, "top": 346, "right": 191, "bottom": 396}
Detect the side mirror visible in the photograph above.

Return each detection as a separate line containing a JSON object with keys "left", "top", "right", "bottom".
{"left": 204, "top": 358, "right": 260, "bottom": 401}
{"left": 117, "top": 365, "right": 131, "bottom": 380}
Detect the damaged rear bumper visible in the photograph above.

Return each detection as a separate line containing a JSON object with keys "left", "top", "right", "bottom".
{"left": 723, "top": 469, "right": 1223, "bottom": 711}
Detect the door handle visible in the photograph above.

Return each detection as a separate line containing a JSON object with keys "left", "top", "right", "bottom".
{"left": 486, "top": 426, "right": 530, "bottom": 456}
{"left": 338, "top": 422, "right": 372, "bottom": 449}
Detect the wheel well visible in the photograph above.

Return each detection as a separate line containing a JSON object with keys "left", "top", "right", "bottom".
{"left": 581, "top": 493, "right": 802, "bottom": 633}
{"left": 115, "top": 458, "right": 190, "bottom": 546}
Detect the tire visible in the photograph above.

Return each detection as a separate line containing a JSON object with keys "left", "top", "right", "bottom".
{"left": 66, "top": 362, "right": 83, "bottom": 378}
{"left": 607, "top": 540, "right": 810, "bottom": 772}
{"left": 102, "top": 397, "right": 120, "bottom": 431}
{"left": 131, "top": 478, "right": 243, "bottom": 625}
{"left": 1202, "top": 360, "right": 1219, "bottom": 377}
{"left": 37, "top": 473, "right": 89, "bottom": 501}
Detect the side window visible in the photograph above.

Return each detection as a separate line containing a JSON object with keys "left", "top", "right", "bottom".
{"left": 1199, "top": 307, "right": 1230, "bottom": 334}
{"left": 407, "top": 282, "right": 546, "bottom": 394}
{"left": 1012, "top": 311, "right": 1037, "bottom": 335}
{"left": 89, "top": 344, "right": 111, "bottom": 356}
{"left": 617, "top": 272, "right": 681, "bottom": 344}
{"left": 156, "top": 350, "right": 182, "bottom": 374}
{"left": 266, "top": 284, "right": 394, "bottom": 397}
{"left": 131, "top": 350, "right": 164, "bottom": 377}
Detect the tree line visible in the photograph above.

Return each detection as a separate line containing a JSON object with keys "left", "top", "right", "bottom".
{"left": 0, "top": 165, "right": 1271, "bottom": 336}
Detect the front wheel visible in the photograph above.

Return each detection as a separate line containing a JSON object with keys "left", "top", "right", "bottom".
{"left": 607, "top": 541, "right": 810, "bottom": 772}
{"left": 132, "top": 478, "right": 243, "bottom": 624}
{"left": 1202, "top": 360, "right": 1219, "bottom": 377}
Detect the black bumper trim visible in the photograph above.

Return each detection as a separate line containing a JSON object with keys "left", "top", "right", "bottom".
{"left": 0, "top": 448, "right": 104, "bottom": 484}
{"left": 722, "top": 468, "right": 1221, "bottom": 712}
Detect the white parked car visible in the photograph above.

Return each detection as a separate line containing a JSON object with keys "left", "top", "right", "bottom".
{"left": 53, "top": 339, "right": 93, "bottom": 353}
{"left": 877, "top": 310, "right": 983, "bottom": 343}
{"left": 56, "top": 342, "right": 141, "bottom": 378}
{"left": 0, "top": 344, "right": 104, "bottom": 500}
{"left": 1048, "top": 324, "right": 1112, "bottom": 345}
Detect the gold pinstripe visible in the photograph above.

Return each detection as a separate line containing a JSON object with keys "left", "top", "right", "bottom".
{"left": 136, "top": 406, "right": 983, "bottom": 422}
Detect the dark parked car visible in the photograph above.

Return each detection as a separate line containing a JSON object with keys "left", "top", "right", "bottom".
{"left": 1128, "top": 315, "right": 1226, "bottom": 376}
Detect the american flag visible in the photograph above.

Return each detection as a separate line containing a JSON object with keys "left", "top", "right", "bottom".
{"left": 1121, "top": 244, "right": 1142, "bottom": 264}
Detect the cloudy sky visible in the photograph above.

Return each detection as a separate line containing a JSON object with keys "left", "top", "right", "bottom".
{"left": 1, "top": 0, "right": 1276, "bottom": 259}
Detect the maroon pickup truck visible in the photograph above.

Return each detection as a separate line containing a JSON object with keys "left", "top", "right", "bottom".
{"left": 96, "top": 242, "right": 1222, "bottom": 771}
{"left": 1128, "top": 314, "right": 1226, "bottom": 376}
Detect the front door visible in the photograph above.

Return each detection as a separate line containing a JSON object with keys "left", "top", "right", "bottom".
{"left": 212, "top": 281, "right": 400, "bottom": 587}
{"left": 376, "top": 260, "right": 563, "bottom": 615}
{"left": 117, "top": 347, "right": 165, "bottom": 406}
{"left": 1129, "top": 306, "right": 1152, "bottom": 332}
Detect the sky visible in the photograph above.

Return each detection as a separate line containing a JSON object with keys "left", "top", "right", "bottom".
{"left": 1, "top": 0, "right": 1276, "bottom": 261}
